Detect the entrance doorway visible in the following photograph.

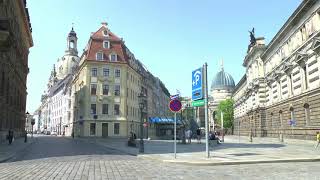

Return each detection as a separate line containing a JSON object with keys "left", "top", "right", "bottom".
{"left": 102, "top": 123, "right": 108, "bottom": 138}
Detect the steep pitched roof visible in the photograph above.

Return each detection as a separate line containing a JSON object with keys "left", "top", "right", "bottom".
{"left": 85, "top": 25, "right": 128, "bottom": 64}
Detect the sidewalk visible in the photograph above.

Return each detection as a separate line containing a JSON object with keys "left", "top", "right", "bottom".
{"left": 80, "top": 135, "right": 320, "bottom": 166}
{"left": 0, "top": 135, "right": 34, "bottom": 163}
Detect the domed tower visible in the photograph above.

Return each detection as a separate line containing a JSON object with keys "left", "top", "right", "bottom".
{"left": 210, "top": 62, "right": 235, "bottom": 108}
{"left": 65, "top": 27, "right": 78, "bottom": 56}
{"left": 56, "top": 27, "right": 80, "bottom": 79}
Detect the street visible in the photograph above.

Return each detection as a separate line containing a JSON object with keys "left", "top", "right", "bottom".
{"left": 0, "top": 136, "right": 320, "bottom": 180}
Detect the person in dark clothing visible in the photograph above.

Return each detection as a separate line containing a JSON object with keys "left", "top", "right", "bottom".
{"left": 8, "top": 129, "right": 13, "bottom": 145}
{"left": 24, "top": 131, "right": 28, "bottom": 143}
{"left": 196, "top": 128, "right": 201, "bottom": 144}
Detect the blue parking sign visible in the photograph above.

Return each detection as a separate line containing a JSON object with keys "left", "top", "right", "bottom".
{"left": 192, "top": 68, "right": 203, "bottom": 100}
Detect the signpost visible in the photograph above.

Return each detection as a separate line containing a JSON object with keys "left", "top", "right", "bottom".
{"left": 192, "top": 64, "right": 209, "bottom": 158}
{"left": 192, "top": 68, "right": 203, "bottom": 100}
{"left": 169, "top": 99, "right": 182, "bottom": 159}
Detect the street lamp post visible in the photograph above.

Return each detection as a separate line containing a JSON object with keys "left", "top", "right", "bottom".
{"left": 138, "top": 89, "right": 146, "bottom": 153}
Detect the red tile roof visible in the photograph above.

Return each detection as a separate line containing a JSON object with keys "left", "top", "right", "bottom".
{"left": 85, "top": 25, "right": 129, "bottom": 64}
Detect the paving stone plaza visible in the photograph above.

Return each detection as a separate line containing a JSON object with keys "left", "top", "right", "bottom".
{"left": 1, "top": 135, "right": 320, "bottom": 179}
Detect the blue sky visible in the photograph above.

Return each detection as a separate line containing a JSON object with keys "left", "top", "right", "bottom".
{"left": 27, "top": 0, "right": 301, "bottom": 113}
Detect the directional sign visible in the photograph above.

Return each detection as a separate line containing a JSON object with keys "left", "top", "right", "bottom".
{"left": 170, "top": 94, "right": 180, "bottom": 100}
{"left": 169, "top": 99, "right": 182, "bottom": 112}
{"left": 192, "top": 68, "right": 203, "bottom": 100}
{"left": 191, "top": 99, "right": 205, "bottom": 107}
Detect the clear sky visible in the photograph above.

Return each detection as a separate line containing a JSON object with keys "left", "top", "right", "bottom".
{"left": 26, "top": 0, "right": 302, "bottom": 113}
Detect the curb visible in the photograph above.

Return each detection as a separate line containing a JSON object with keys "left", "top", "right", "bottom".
{"left": 138, "top": 155, "right": 320, "bottom": 166}
{"left": 0, "top": 139, "right": 35, "bottom": 163}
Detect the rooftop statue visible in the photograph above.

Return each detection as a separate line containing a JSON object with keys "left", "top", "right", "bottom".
{"left": 247, "top": 28, "right": 256, "bottom": 53}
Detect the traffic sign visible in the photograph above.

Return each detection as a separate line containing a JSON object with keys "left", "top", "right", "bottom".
{"left": 192, "top": 68, "right": 203, "bottom": 100}
{"left": 169, "top": 99, "right": 182, "bottom": 112}
{"left": 170, "top": 94, "right": 180, "bottom": 100}
{"left": 289, "top": 119, "right": 296, "bottom": 126}
{"left": 192, "top": 99, "right": 205, "bottom": 107}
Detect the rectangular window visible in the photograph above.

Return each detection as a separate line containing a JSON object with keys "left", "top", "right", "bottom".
{"left": 115, "top": 69, "right": 121, "bottom": 77}
{"left": 115, "top": 85, "right": 120, "bottom": 96}
{"left": 110, "top": 54, "right": 117, "bottom": 62}
{"left": 91, "top": 84, "right": 97, "bottom": 95}
{"left": 103, "top": 68, "right": 109, "bottom": 77}
{"left": 114, "top": 123, "right": 120, "bottom": 135}
{"left": 91, "top": 68, "right": 97, "bottom": 77}
{"left": 103, "top": 84, "right": 109, "bottom": 95}
{"left": 90, "top": 123, "right": 96, "bottom": 136}
{"left": 114, "top": 104, "right": 120, "bottom": 115}
{"left": 91, "top": 104, "right": 96, "bottom": 114}
{"left": 96, "top": 52, "right": 104, "bottom": 61}
{"left": 103, "top": 41, "right": 109, "bottom": 49}
{"left": 102, "top": 104, "right": 108, "bottom": 114}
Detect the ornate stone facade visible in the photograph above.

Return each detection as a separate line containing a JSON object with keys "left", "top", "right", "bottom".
{"left": 0, "top": 0, "right": 33, "bottom": 142}
{"left": 233, "top": 0, "right": 320, "bottom": 140}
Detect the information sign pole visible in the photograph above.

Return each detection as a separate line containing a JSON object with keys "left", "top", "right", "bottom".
{"left": 203, "top": 63, "right": 209, "bottom": 158}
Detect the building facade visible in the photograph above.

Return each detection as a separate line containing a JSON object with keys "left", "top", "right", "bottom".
{"left": 72, "top": 22, "right": 170, "bottom": 138}
{"left": 233, "top": 0, "right": 320, "bottom": 140}
{"left": 38, "top": 28, "right": 80, "bottom": 136}
{"left": 0, "top": 0, "right": 33, "bottom": 142}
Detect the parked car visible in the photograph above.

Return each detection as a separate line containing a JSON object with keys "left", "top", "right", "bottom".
{"left": 51, "top": 131, "right": 57, "bottom": 136}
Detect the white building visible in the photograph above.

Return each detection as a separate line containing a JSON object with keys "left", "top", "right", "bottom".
{"left": 38, "top": 28, "right": 80, "bottom": 136}
{"left": 233, "top": 0, "right": 320, "bottom": 140}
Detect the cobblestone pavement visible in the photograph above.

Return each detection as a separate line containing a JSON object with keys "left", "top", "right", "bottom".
{"left": 1, "top": 136, "right": 320, "bottom": 180}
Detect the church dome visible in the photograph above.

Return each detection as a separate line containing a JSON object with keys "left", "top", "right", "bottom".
{"left": 211, "top": 69, "right": 235, "bottom": 90}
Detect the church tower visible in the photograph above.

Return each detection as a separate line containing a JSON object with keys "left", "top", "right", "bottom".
{"left": 56, "top": 26, "right": 80, "bottom": 80}
{"left": 65, "top": 27, "right": 78, "bottom": 56}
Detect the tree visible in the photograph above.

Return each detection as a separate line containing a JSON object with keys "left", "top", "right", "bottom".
{"left": 216, "top": 99, "right": 234, "bottom": 129}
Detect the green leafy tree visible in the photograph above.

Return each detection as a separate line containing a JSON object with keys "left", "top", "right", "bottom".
{"left": 216, "top": 99, "right": 234, "bottom": 129}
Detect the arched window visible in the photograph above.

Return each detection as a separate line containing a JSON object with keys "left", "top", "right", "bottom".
{"left": 290, "top": 107, "right": 295, "bottom": 125}
{"left": 270, "top": 112, "right": 273, "bottom": 128}
{"left": 279, "top": 110, "right": 283, "bottom": 127}
{"left": 70, "top": 40, "right": 75, "bottom": 49}
{"left": 103, "top": 30, "right": 109, "bottom": 37}
{"left": 304, "top": 103, "right": 310, "bottom": 126}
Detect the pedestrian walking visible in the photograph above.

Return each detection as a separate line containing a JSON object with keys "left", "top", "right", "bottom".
{"left": 8, "top": 129, "right": 14, "bottom": 145}
{"left": 315, "top": 131, "right": 320, "bottom": 149}
{"left": 187, "top": 129, "right": 192, "bottom": 144}
{"left": 24, "top": 131, "right": 28, "bottom": 143}
{"left": 196, "top": 128, "right": 201, "bottom": 144}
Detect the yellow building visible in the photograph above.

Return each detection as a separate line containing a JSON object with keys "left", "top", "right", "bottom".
{"left": 72, "top": 23, "right": 170, "bottom": 137}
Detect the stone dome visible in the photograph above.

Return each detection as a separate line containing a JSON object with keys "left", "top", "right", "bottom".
{"left": 211, "top": 69, "right": 235, "bottom": 90}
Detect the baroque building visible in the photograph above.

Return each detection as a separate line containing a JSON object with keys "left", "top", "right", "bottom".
{"left": 0, "top": 0, "right": 33, "bottom": 141}
{"left": 208, "top": 64, "right": 235, "bottom": 129}
{"left": 72, "top": 22, "right": 170, "bottom": 138}
{"left": 233, "top": 0, "right": 320, "bottom": 140}
{"left": 38, "top": 28, "right": 80, "bottom": 136}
